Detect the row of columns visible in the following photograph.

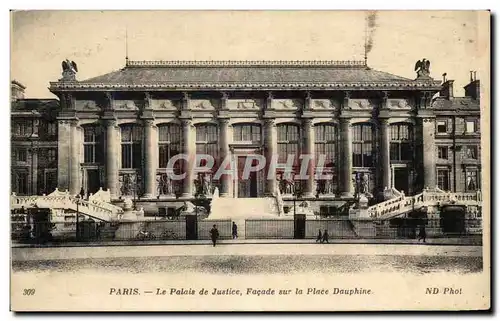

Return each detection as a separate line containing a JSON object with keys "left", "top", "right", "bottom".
{"left": 62, "top": 116, "right": 437, "bottom": 199}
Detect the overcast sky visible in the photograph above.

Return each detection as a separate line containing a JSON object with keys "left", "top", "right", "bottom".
{"left": 11, "top": 10, "right": 488, "bottom": 98}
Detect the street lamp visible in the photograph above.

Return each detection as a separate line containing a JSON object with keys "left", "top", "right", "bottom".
{"left": 75, "top": 194, "right": 81, "bottom": 241}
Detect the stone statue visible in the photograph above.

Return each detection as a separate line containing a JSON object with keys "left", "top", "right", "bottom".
{"left": 324, "top": 178, "right": 334, "bottom": 194}
{"left": 360, "top": 174, "right": 369, "bottom": 194}
{"left": 285, "top": 177, "right": 295, "bottom": 195}
{"left": 203, "top": 174, "right": 211, "bottom": 196}
{"left": 415, "top": 58, "right": 431, "bottom": 78}
{"left": 62, "top": 59, "right": 78, "bottom": 73}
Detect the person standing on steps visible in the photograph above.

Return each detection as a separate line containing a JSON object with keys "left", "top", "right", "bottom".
{"left": 210, "top": 224, "right": 219, "bottom": 247}
{"left": 321, "top": 229, "right": 329, "bottom": 244}
{"left": 315, "top": 229, "right": 322, "bottom": 243}
{"left": 232, "top": 222, "right": 238, "bottom": 239}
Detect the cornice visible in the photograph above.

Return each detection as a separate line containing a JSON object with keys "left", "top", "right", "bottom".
{"left": 49, "top": 81, "right": 442, "bottom": 91}
{"left": 125, "top": 60, "right": 367, "bottom": 68}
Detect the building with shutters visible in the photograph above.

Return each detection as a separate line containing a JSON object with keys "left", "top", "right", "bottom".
{"left": 10, "top": 60, "right": 482, "bottom": 217}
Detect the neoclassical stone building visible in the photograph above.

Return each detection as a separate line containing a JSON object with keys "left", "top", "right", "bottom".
{"left": 40, "top": 59, "right": 481, "bottom": 215}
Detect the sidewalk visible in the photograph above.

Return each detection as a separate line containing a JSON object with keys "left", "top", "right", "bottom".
{"left": 11, "top": 236, "right": 482, "bottom": 248}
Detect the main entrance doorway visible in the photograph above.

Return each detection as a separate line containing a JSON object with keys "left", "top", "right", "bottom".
{"left": 393, "top": 168, "right": 410, "bottom": 195}
{"left": 86, "top": 169, "right": 101, "bottom": 195}
{"left": 236, "top": 155, "right": 258, "bottom": 198}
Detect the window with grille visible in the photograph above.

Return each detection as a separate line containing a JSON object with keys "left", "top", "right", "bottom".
{"left": 158, "top": 124, "right": 182, "bottom": 168}
{"left": 83, "top": 126, "right": 104, "bottom": 164}
{"left": 352, "top": 123, "right": 374, "bottom": 167}
{"left": 389, "top": 123, "right": 412, "bottom": 161}
{"left": 277, "top": 124, "right": 300, "bottom": 164}
{"left": 13, "top": 119, "right": 32, "bottom": 136}
{"left": 233, "top": 124, "right": 261, "bottom": 142}
{"left": 314, "top": 124, "right": 336, "bottom": 167}
{"left": 437, "top": 168, "right": 450, "bottom": 191}
{"left": 195, "top": 124, "right": 218, "bottom": 167}
{"left": 466, "top": 170, "right": 479, "bottom": 191}
{"left": 121, "top": 125, "right": 143, "bottom": 169}
{"left": 42, "top": 148, "right": 57, "bottom": 166}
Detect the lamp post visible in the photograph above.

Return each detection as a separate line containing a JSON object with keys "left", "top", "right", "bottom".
{"left": 75, "top": 194, "right": 81, "bottom": 241}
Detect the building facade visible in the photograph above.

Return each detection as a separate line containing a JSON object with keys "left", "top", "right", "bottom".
{"left": 11, "top": 81, "right": 60, "bottom": 196}
{"left": 11, "top": 60, "right": 482, "bottom": 216}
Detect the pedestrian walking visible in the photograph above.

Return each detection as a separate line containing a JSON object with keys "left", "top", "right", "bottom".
{"left": 210, "top": 224, "right": 220, "bottom": 247}
{"left": 232, "top": 222, "right": 238, "bottom": 239}
{"left": 321, "top": 229, "right": 329, "bottom": 244}
{"left": 418, "top": 225, "right": 427, "bottom": 243}
{"left": 315, "top": 229, "right": 322, "bottom": 243}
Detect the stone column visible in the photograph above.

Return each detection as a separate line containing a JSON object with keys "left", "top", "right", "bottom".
{"left": 264, "top": 118, "right": 277, "bottom": 195}
{"left": 422, "top": 118, "right": 436, "bottom": 189}
{"left": 31, "top": 147, "right": 38, "bottom": 195}
{"left": 106, "top": 119, "right": 119, "bottom": 199}
{"left": 339, "top": 118, "right": 354, "bottom": 198}
{"left": 302, "top": 118, "right": 315, "bottom": 198}
{"left": 380, "top": 119, "right": 391, "bottom": 190}
{"left": 69, "top": 121, "right": 80, "bottom": 196}
{"left": 219, "top": 118, "right": 231, "bottom": 197}
{"left": 181, "top": 119, "right": 195, "bottom": 198}
{"left": 143, "top": 119, "right": 157, "bottom": 199}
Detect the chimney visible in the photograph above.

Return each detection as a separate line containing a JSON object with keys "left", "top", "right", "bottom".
{"left": 11, "top": 80, "right": 26, "bottom": 101}
{"left": 464, "top": 71, "right": 480, "bottom": 100}
{"left": 440, "top": 78, "right": 454, "bottom": 99}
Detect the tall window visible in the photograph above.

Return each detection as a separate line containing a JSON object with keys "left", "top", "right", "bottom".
{"left": 437, "top": 168, "right": 450, "bottom": 191}
{"left": 83, "top": 126, "right": 103, "bottom": 164}
{"left": 352, "top": 123, "right": 374, "bottom": 167}
{"left": 466, "top": 170, "right": 479, "bottom": 191}
{"left": 15, "top": 172, "right": 28, "bottom": 195}
{"left": 390, "top": 123, "right": 412, "bottom": 161}
{"left": 16, "top": 148, "right": 27, "bottom": 162}
{"left": 47, "top": 122, "right": 57, "bottom": 137}
{"left": 158, "top": 124, "right": 182, "bottom": 168}
{"left": 233, "top": 124, "right": 261, "bottom": 142}
{"left": 41, "top": 148, "right": 57, "bottom": 167}
{"left": 121, "top": 125, "right": 143, "bottom": 169}
{"left": 196, "top": 124, "right": 218, "bottom": 165}
{"left": 13, "top": 119, "right": 32, "bottom": 136}
{"left": 277, "top": 124, "right": 299, "bottom": 163}
{"left": 314, "top": 124, "right": 336, "bottom": 167}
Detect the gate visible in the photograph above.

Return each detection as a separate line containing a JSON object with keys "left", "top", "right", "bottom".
{"left": 294, "top": 214, "right": 306, "bottom": 239}
{"left": 185, "top": 215, "right": 198, "bottom": 240}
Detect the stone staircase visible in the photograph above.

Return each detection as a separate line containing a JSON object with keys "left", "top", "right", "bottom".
{"left": 367, "top": 188, "right": 482, "bottom": 220}
{"left": 10, "top": 188, "right": 124, "bottom": 222}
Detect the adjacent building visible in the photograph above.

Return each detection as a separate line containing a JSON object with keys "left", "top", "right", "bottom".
{"left": 10, "top": 59, "right": 482, "bottom": 216}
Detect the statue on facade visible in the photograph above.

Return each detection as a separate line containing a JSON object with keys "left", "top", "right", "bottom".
{"left": 60, "top": 59, "right": 78, "bottom": 81}
{"left": 202, "top": 174, "right": 212, "bottom": 196}
{"left": 285, "top": 177, "right": 295, "bottom": 195}
{"left": 415, "top": 58, "right": 431, "bottom": 78}
{"left": 360, "top": 174, "right": 369, "bottom": 194}
{"left": 157, "top": 174, "right": 173, "bottom": 195}
{"left": 324, "top": 178, "right": 334, "bottom": 195}
{"left": 277, "top": 174, "right": 285, "bottom": 194}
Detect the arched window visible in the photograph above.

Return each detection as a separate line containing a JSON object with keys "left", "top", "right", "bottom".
{"left": 277, "top": 124, "right": 300, "bottom": 163}
{"left": 158, "top": 124, "right": 182, "bottom": 168}
{"left": 390, "top": 123, "right": 413, "bottom": 161}
{"left": 83, "top": 125, "right": 104, "bottom": 164}
{"left": 352, "top": 123, "right": 374, "bottom": 167}
{"left": 196, "top": 124, "right": 218, "bottom": 165}
{"left": 233, "top": 123, "right": 261, "bottom": 142}
{"left": 314, "top": 124, "right": 336, "bottom": 167}
{"left": 121, "top": 125, "right": 143, "bottom": 169}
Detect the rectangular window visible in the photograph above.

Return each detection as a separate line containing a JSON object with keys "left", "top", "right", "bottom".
{"left": 233, "top": 124, "right": 261, "bottom": 142}
{"left": 465, "top": 145, "right": 478, "bottom": 159}
{"left": 437, "top": 169, "right": 450, "bottom": 191}
{"left": 16, "top": 172, "right": 28, "bottom": 195}
{"left": 158, "top": 125, "right": 182, "bottom": 168}
{"left": 47, "top": 122, "right": 57, "bottom": 136}
{"left": 16, "top": 148, "right": 27, "bottom": 162}
{"left": 121, "top": 125, "right": 142, "bottom": 169}
{"left": 465, "top": 120, "right": 477, "bottom": 133}
{"left": 466, "top": 170, "right": 479, "bottom": 191}
{"left": 277, "top": 124, "right": 299, "bottom": 165}
{"left": 437, "top": 120, "right": 448, "bottom": 133}
{"left": 314, "top": 124, "right": 336, "bottom": 167}
{"left": 438, "top": 146, "right": 448, "bottom": 160}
